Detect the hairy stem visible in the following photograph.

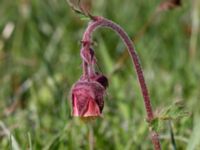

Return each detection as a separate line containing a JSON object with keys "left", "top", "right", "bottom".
{"left": 81, "top": 16, "right": 161, "bottom": 150}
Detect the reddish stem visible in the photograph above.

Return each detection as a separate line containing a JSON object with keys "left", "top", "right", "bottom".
{"left": 81, "top": 16, "right": 161, "bottom": 150}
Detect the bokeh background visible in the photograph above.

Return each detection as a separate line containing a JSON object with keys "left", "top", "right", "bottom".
{"left": 0, "top": 0, "right": 200, "bottom": 149}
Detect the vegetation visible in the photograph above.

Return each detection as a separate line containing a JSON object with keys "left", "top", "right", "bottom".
{"left": 0, "top": 0, "right": 199, "bottom": 149}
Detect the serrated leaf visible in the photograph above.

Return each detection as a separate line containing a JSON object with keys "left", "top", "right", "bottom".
{"left": 158, "top": 101, "right": 190, "bottom": 121}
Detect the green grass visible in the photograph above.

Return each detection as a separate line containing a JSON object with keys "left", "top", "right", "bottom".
{"left": 0, "top": 0, "right": 200, "bottom": 149}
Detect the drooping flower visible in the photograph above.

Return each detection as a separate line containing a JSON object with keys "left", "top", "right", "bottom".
{"left": 71, "top": 74, "right": 108, "bottom": 118}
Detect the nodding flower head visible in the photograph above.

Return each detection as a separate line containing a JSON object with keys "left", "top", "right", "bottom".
{"left": 71, "top": 73, "right": 108, "bottom": 119}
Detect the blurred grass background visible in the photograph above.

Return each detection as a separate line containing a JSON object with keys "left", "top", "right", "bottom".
{"left": 0, "top": 0, "right": 200, "bottom": 149}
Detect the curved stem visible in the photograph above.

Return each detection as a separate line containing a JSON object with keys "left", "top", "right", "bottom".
{"left": 81, "top": 16, "right": 161, "bottom": 150}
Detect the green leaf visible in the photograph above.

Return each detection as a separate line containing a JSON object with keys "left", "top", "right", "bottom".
{"left": 158, "top": 101, "right": 190, "bottom": 121}
{"left": 150, "top": 118, "right": 160, "bottom": 131}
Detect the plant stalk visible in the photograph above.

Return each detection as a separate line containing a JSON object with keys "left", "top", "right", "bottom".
{"left": 81, "top": 16, "right": 161, "bottom": 150}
